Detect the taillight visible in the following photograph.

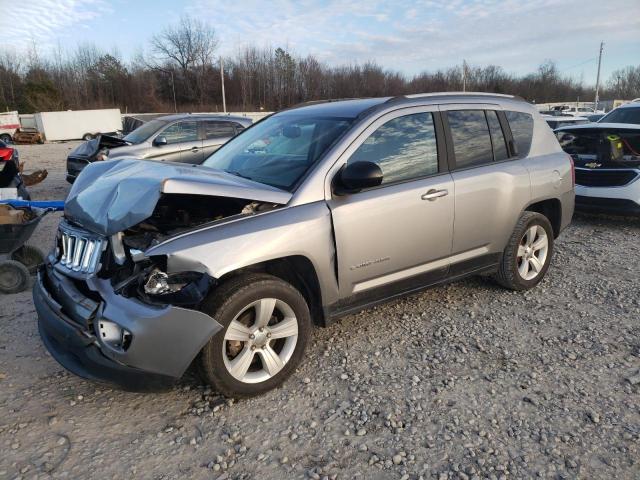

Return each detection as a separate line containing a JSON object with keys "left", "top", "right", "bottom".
{"left": 0, "top": 147, "right": 13, "bottom": 161}
{"left": 568, "top": 154, "right": 575, "bottom": 187}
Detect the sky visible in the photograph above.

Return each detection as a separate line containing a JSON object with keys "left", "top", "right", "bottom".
{"left": 2, "top": 0, "right": 639, "bottom": 85}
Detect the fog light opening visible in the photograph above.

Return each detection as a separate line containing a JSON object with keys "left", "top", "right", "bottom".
{"left": 98, "top": 320, "right": 132, "bottom": 351}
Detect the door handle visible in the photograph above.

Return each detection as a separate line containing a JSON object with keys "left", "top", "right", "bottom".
{"left": 421, "top": 189, "right": 448, "bottom": 201}
{"left": 191, "top": 147, "right": 199, "bottom": 152}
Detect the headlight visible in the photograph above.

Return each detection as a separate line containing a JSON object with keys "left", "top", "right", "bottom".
{"left": 142, "top": 269, "right": 212, "bottom": 305}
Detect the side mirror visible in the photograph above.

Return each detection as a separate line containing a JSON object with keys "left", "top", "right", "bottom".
{"left": 335, "top": 161, "right": 383, "bottom": 194}
{"left": 153, "top": 136, "right": 168, "bottom": 146}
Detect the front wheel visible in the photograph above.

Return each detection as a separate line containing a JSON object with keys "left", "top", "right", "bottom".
{"left": 494, "top": 212, "right": 554, "bottom": 291}
{"left": 199, "top": 273, "right": 311, "bottom": 398}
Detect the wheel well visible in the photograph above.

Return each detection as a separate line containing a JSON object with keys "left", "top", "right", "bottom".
{"left": 217, "top": 256, "right": 325, "bottom": 326}
{"left": 526, "top": 199, "right": 561, "bottom": 237}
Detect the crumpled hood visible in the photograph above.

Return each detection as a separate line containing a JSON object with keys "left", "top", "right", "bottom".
{"left": 68, "top": 135, "right": 130, "bottom": 159}
{"left": 64, "top": 159, "right": 292, "bottom": 236}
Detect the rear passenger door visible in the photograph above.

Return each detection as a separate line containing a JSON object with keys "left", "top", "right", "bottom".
{"left": 201, "top": 121, "right": 238, "bottom": 160}
{"left": 441, "top": 106, "right": 531, "bottom": 273}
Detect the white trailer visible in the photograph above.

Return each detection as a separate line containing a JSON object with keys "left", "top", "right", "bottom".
{"left": 34, "top": 109, "right": 122, "bottom": 141}
{"left": 0, "top": 111, "right": 20, "bottom": 143}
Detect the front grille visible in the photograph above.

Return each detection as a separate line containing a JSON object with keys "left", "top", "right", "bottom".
{"left": 575, "top": 168, "right": 639, "bottom": 187}
{"left": 58, "top": 224, "right": 106, "bottom": 275}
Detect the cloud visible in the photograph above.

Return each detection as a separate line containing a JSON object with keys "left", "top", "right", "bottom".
{"left": 187, "top": 0, "right": 640, "bottom": 82}
{"left": 1, "top": 0, "right": 112, "bottom": 51}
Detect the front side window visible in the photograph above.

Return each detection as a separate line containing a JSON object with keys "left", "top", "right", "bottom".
{"left": 349, "top": 112, "right": 438, "bottom": 185}
{"left": 123, "top": 119, "right": 168, "bottom": 144}
{"left": 202, "top": 115, "right": 353, "bottom": 191}
{"left": 204, "top": 121, "right": 236, "bottom": 139}
{"left": 161, "top": 121, "right": 199, "bottom": 144}
{"left": 447, "top": 110, "right": 493, "bottom": 168}
{"left": 505, "top": 111, "right": 534, "bottom": 156}
{"left": 486, "top": 111, "right": 509, "bottom": 161}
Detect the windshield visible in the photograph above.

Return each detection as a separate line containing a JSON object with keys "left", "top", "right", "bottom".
{"left": 202, "top": 114, "right": 353, "bottom": 191}
{"left": 599, "top": 107, "right": 640, "bottom": 125}
{"left": 123, "top": 119, "right": 169, "bottom": 144}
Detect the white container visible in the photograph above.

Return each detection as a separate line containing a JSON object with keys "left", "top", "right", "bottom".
{"left": 0, "top": 187, "right": 18, "bottom": 200}
{"left": 34, "top": 109, "right": 122, "bottom": 141}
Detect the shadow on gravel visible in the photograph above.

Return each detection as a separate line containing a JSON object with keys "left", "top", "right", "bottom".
{"left": 573, "top": 211, "right": 640, "bottom": 229}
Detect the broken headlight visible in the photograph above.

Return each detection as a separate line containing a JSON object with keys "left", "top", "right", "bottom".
{"left": 142, "top": 269, "right": 212, "bottom": 305}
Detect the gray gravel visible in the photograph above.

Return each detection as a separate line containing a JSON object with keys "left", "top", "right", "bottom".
{"left": 0, "top": 143, "right": 639, "bottom": 479}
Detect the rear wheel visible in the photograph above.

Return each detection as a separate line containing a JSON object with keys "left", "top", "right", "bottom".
{"left": 0, "top": 260, "right": 30, "bottom": 294}
{"left": 199, "top": 273, "right": 311, "bottom": 398}
{"left": 494, "top": 212, "right": 554, "bottom": 291}
{"left": 0, "top": 133, "right": 12, "bottom": 143}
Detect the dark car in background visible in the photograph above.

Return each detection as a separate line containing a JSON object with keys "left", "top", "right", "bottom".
{"left": 66, "top": 114, "right": 253, "bottom": 183}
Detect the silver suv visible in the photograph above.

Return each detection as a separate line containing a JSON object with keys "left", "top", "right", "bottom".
{"left": 35, "top": 93, "right": 574, "bottom": 397}
{"left": 66, "top": 114, "right": 252, "bottom": 183}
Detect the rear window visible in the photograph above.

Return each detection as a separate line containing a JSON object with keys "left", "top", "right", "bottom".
{"left": 446, "top": 110, "right": 493, "bottom": 168}
{"left": 204, "top": 121, "right": 236, "bottom": 139}
{"left": 505, "top": 111, "right": 534, "bottom": 157}
{"left": 486, "top": 111, "right": 509, "bottom": 161}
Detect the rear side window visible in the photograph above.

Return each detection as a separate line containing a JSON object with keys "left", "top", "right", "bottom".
{"left": 505, "top": 111, "right": 533, "bottom": 157}
{"left": 203, "top": 121, "right": 236, "bottom": 139}
{"left": 349, "top": 112, "right": 439, "bottom": 185}
{"left": 486, "top": 111, "right": 509, "bottom": 161}
{"left": 446, "top": 110, "right": 493, "bottom": 168}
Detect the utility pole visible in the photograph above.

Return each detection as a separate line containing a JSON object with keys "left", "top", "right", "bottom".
{"left": 220, "top": 56, "right": 227, "bottom": 113}
{"left": 170, "top": 70, "right": 177, "bottom": 113}
{"left": 594, "top": 41, "right": 604, "bottom": 111}
{"left": 462, "top": 60, "right": 467, "bottom": 92}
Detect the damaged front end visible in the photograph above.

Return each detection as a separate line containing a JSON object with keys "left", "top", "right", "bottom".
{"left": 36, "top": 158, "right": 290, "bottom": 390}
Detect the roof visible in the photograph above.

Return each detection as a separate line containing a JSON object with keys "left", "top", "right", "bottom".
{"left": 153, "top": 113, "right": 253, "bottom": 125}
{"left": 276, "top": 92, "right": 527, "bottom": 119}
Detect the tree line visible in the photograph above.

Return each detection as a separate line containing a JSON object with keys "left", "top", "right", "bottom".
{"left": 1, "top": 16, "right": 638, "bottom": 114}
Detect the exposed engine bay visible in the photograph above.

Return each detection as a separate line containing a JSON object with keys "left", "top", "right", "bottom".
{"left": 121, "top": 193, "right": 277, "bottom": 251}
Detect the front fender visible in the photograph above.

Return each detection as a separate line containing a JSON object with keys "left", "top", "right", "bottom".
{"left": 145, "top": 201, "right": 339, "bottom": 306}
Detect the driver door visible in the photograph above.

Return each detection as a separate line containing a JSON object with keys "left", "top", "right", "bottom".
{"left": 327, "top": 107, "right": 454, "bottom": 301}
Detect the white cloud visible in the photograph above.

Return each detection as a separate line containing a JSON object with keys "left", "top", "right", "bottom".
{"left": 1, "top": 0, "right": 111, "bottom": 51}
{"left": 187, "top": 0, "right": 640, "bottom": 82}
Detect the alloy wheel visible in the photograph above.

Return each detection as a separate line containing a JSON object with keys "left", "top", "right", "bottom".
{"left": 222, "top": 298, "right": 299, "bottom": 384}
{"left": 516, "top": 225, "right": 549, "bottom": 281}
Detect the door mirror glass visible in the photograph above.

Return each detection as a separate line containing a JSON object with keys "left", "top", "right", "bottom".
{"left": 336, "top": 161, "right": 383, "bottom": 194}
{"left": 153, "top": 136, "right": 167, "bottom": 146}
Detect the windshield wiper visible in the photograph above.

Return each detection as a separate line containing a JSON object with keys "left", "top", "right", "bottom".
{"left": 224, "top": 169, "right": 254, "bottom": 181}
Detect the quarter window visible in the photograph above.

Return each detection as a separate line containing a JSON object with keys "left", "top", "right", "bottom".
{"left": 161, "top": 121, "right": 199, "bottom": 144}
{"left": 486, "top": 111, "right": 509, "bottom": 161}
{"left": 446, "top": 110, "right": 493, "bottom": 168}
{"left": 505, "top": 111, "right": 534, "bottom": 157}
{"left": 204, "top": 121, "right": 236, "bottom": 139}
{"left": 349, "top": 112, "right": 439, "bottom": 185}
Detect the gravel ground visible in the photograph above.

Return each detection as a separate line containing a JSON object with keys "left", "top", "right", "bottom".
{"left": 0, "top": 143, "right": 639, "bottom": 480}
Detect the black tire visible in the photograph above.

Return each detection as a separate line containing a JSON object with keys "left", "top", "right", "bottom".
{"left": 0, "top": 133, "right": 12, "bottom": 143}
{"left": 12, "top": 245, "right": 45, "bottom": 274}
{"left": 199, "top": 273, "right": 311, "bottom": 398}
{"left": 0, "top": 260, "right": 30, "bottom": 294}
{"left": 494, "top": 211, "right": 554, "bottom": 291}
{"left": 82, "top": 133, "right": 94, "bottom": 141}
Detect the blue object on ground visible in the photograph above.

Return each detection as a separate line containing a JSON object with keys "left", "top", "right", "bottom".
{"left": 0, "top": 200, "right": 65, "bottom": 211}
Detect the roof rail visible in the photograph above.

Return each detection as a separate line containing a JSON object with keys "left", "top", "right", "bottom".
{"left": 404, "top": 91, "right": 515, "bottom": 99}
{"left": 632, "top": 98, "right": 640, "bottom": 103}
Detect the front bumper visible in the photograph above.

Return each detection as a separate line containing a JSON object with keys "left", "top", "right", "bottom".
{"left": 34, "top": 261, "right": 222, "bottom": 391}
{"left": 575, "top": 195, "right": 640, "bottom": 215}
